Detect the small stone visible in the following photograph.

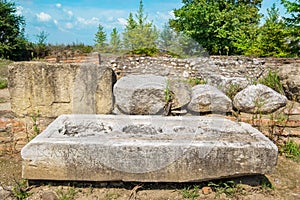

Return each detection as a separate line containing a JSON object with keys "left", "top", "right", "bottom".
{"left": 202, "top": 186, "right": 213, "bottom": 195}
{"left": 41, "top": 191, "right": 58, "bottom": 200}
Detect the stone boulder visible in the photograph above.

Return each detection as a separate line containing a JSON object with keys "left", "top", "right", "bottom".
{"left": 278, "top": 63, "right": 300, "bottom": 103}
{"left": 8, "top": 62, "right": 116, "bottom": 117}
{"left": 187, "top": 84, "right": 232, "bottom": 113}
{"left": 113, "top": 75, "right": 167, "bottom": 115}
{"left": 168, "top": 80, "right": 191, "bottom": 110}
{"left": 233, "top": 84, "right": 287, "bottom": 114}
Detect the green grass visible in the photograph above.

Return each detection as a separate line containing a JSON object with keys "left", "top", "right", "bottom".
{"left": 259, "top": 70, "right": 284, "bottom": 94}
{"left": 208, "top": 180, "right": 245, "bottom": 198}
{"left": 12, "top": 179, "right": 31, "bottom": 200}
{"left": 0, "top": 78, "right": 8, "bottom": 89}
{"left": 56, "top": 187, "right": 77, "bottom": 200}
{"left": 186, "top": 78, "right": 207, "bottom": 86}
{"left": 280, "top": 140, "right": 300, "bottom": 162}
{"left": 226, "top": 83, "right": 243, "bottom": 100}
{"left": 182, "top": 185, "right": 200, "bottom": 199}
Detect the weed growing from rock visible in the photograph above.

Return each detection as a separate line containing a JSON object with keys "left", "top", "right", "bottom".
{"left": 181, "top": 185, "right": 200, "bottom": 199}
{"left": 259, "top": 70, "right": 284, "bottom": 94}
{"left": 280, "top": 140, "right": 300, "bottom": 162}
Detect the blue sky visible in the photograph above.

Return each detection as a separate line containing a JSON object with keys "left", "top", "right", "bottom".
{"left": 14, "top": 0, "right": 285, "bottom": 45}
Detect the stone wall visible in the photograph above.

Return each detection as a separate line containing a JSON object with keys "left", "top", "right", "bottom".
{"left": 0, "top": 112, "right": 52, "bottom": 156}
{"left": 108, "top": 55, "right": 300, "bottom": 102}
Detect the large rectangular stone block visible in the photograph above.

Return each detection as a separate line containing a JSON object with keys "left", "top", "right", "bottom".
{"left": 21, "top": 115, "right": 278, "bottom": 182}
{"left": 8, "top": 62, "right": 115, "bottom": 117}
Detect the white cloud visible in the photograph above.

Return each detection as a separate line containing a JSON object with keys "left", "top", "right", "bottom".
{"left": 65, "top": 22, "right": 73, "bottom": 29}
{"left": 36, "top": 12, "right": 52, "bottom": 22}
{"left": 77, "top": 17, "right": 99, "bottom": 26}
{"left": 117, "top": 18, "right": 127, "bottom": 26}
{"left": 67, "top": 10, "right": 73, "bottom": 17}
{"left": 56, "top": 3, "right": 62, "bottom": 8}
{"left": 16, "top": 6, "right": 23, "bottom": 16}
{"left": 53, "top": 19, "right": 58, "bottom": 25}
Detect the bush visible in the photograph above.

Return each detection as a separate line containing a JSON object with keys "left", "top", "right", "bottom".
{"left": 0, "top": 79, "right": 8, "bottom": 89}
{"left": 259, "top": 70, "right": 284, "bottom": 94}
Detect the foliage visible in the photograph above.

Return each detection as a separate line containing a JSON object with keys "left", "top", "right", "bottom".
{"left": 281, "top": 0, "right": 300, "bottom": 26}
{"left": 56, "top": 187, "right": 77, "bottom": 200}
{"left": 129, "top": 47, "right": 158, "bottom": 56}
{"left": 123, "top": 0, "right": 159, "bottom": 53}
{"left": 281, "top": 0, "right": 300, "bottom": 57}
{"left": 109, "top": 28, "right": 122, "bottom": 52}
{"left": 32, "top": 31, "right": 49, "bottom": 59}
{"left": 0, "top": 0, "right": 29, "bottom": 61}
{"left": 94, "top": 24, "right": 107, "bottom": 48}
{"left": 0, "top": 78, "right": 7, "bottom": 89}
{"left": 208, "top": 180, "right": 244, "bottom": 198}
{"left": 254, "top": 4, "right": 290, "bottom": 57}
{"left": 280, "top": 140, "right": 300, "bottom": 162}
{"left": 170, "top": 0, "right": 262, "bottom": 55}
{"left": 181, "top": 185, "right": 199, "bottom": 200}
{"left": 164, "top": 80, "right": 172, "bottom": 104}
{"left": 260, "top": 176, "right": 275, "bottom": 190}
{"left": 12, "top": 179, "right": 31, "bottom": 200}
{"left": 225, "top": 83, "right": 243, "bottom": 100}
{"left": 159, "top": 24, "right": 207, "bottom": 58}
{"left": 258, "top": 70, "right": 284, "bottom": 94}
{"left": 187, "top": 78, "right": 207, "bottom": 86}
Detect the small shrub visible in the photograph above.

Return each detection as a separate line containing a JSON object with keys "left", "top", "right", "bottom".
{"left": 259, "top": 70, "right": 284, "bottom": 94}
{"left": 12, "top": 179, "right": 31, "bottom": 200}
{"left": 260, "top": 176, "right": 274, "bottom": 191}
{"left": 182, "top": 185, "right": 200, "bottom": 199}
{"left": 226, "top": 83, "right": 243, "bottom": 100}
{"left": 56, "top": 187, "right": 77, "bottom": 200}
{"left": 187, "top": 78, "right": 206, "bottom": 86}
{"left": 129, "top": 47, "right": 159, "bottom": 56}
{"left": 280, "top": 140, "right": 300, "bottom": 162}
{"left": 0, "top": 78, "right": 8, "bottom": 89}
{"left": 208, "top": 180, "right": 244, "bottom": 198}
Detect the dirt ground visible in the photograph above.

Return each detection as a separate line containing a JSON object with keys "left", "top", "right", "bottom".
{"left": 0, "top": 88, "right": 299, "bottom": 200}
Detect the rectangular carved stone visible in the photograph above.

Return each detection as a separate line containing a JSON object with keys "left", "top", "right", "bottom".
{"left": 8, "top": 62, "right": 115, "bottom": 117}
{"left": 21, "top": 115, "right": 278, "bottom": 182}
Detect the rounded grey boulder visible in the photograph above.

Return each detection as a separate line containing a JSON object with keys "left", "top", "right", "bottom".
{"left": 187, "top": 84, "right": 232, "bottom": 113}
{"left": 113, "top": 74, "right": 167, "bottom": 115}
{"left": 233, "top": 84, "right": 287, "bottom": 114}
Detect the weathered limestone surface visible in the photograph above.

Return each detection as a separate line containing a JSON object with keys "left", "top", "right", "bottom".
{"left": 8, "top": 62, "right": 115, "bottom": 117}
{"left": 113, "top": 75, "right": 167, "bottom": 115}
{"left": 233, "top": 84, "right": 287, "bottom": 114}
{"left": 188, "top": 84, "right": 232, "bottom": 113}
{"left": 21, "top": 114, "right": 278, "bottom": 182}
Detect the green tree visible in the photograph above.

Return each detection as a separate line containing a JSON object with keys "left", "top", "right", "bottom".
{"left": 281, "top": 0, "right": 300, "bottom": 26}
{"left": 110, "top": 28, "right": 122, "bottom": 52}
{"left": 256, "top": 4, "right": 290, "bottom": 57}
{"left": 123, "top": 0, "right": 159, "bottom": 52}
{"left": 0, "top": 0, "right": 28, "bottom": 60}
{"left": 94, "top": 24, "right": 107, "bottom": 47}
{"left": 33, "top": 31, "right": 49, "bottom": 59}
{"left": 170, "top": 0, "right": 262, "bottom": 55}
{"left": 281, "top": 0, "right": 300, "bottom": 56}
{"left": 159, "top": 24, "right": 207, "bottom": 58}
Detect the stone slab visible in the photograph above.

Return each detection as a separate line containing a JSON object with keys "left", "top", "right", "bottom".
{"left": 21, "top": 114, "right": 278, "bottom": 182}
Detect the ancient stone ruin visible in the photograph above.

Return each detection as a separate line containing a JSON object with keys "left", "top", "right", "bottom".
{"left": 21, "top": 114, "right": 278, "bottom": 182}
{"left": 13, "top": 55, "right": 288, "bottom": 182}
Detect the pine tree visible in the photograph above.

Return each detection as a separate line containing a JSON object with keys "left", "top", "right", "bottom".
{"left": 94, "top": 24, "right": 107, "bottom": 47}
{"left": 122, "top": 0, "right": 159, "bottom": 52}
{"left": 110, "top": 28, "right": 121, "bottom": 52}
